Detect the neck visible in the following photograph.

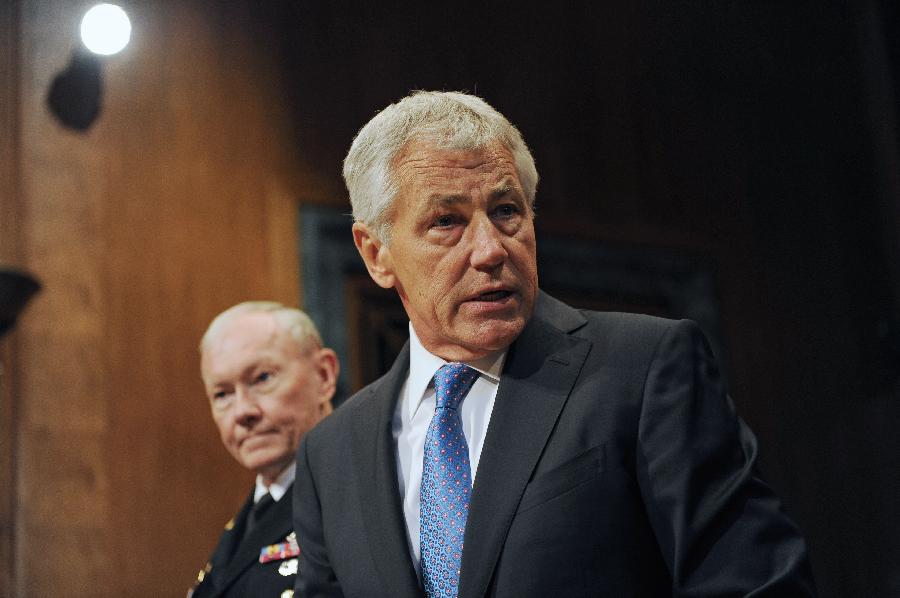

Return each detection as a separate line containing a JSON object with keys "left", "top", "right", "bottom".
{"left": 259, "top": 462, "right": 291, "bottom": 488}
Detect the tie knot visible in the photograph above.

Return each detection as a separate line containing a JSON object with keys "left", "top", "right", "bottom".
{"left": 254, "top": 492, "right": 274, "bottom": 512}
{"left": 433, "top": 362, "right": 479, "bottom": 410}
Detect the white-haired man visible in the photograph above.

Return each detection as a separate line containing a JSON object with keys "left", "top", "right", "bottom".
{"left": 189, "top": 302, "right": 338, "bottom": 598}
{"left": 294, "top": 91, "right": 816, "bottom": 597}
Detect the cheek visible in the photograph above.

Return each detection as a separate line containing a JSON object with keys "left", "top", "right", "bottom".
{"left": 426, "top": 275, "right": 462, "bottom": 323}
{"left": 430, "top": 270, "right": 456, "bottom": 299}
{"left": 212, "top": 414, "right": 231, "bottom": 440}
{"left": 403, "top": 264, "right": 453, "bottom": 310}
{"left": 273, "top": 384, "right": 320, "bottom": 427}
{"left": 432, "top": 248, "right": 470, "bottom": 291}
{"left": 513, "top": 242, "right": 538, "bottom": 282}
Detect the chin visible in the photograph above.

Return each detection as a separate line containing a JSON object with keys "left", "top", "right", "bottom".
{"left": 242, "top": 449, "right": 284, "bottom": 472}
{"left": 466, "top": 319, "right": 526, "bottom": 353}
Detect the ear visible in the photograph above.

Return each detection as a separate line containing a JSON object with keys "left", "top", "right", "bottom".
{"left": 312, "top": 348, "right": 339, "bottom": 415}
{"left": 352, "top": 222, "right": 396, "bottom": 289}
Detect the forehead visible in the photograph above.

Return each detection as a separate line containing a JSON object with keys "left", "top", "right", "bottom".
{"left": 201, "top": 313, "right": 296, "bottom": 378}
{"left": 392, "top": 142, "right": 521, "bottom": 200}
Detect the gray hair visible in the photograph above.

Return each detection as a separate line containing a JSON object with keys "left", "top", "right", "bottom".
{"left": 342, "top": 90, "right": 539, "bottom": 244}
{"left": 199, "top": 301, "right": 323, "bottom": 355}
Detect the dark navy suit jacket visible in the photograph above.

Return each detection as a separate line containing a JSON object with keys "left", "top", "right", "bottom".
{"left": 293, "top": 292, "right": 816, "bottom": 597}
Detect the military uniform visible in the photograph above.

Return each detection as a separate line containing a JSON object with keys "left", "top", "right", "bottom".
{"left": 188, "top": 484, "right": 298, "bottom": 598}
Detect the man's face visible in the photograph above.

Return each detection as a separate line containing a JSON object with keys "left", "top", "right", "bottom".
{"left": 354, "top": 142, "right": 538, "bottom": 361}
{"left": 200, "top": 312, "right": 335, "bottom": 483}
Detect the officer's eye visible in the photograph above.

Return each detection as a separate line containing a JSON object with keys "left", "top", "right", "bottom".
{"left": 210, "top": 389, "right": 232, "bottom": 405}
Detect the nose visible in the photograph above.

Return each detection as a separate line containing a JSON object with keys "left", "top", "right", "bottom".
{"left": 468, "top": 214, "right": 507, "bottom": 271}
{"left": 233, "top": 386, "right": 261, "bottom": 428}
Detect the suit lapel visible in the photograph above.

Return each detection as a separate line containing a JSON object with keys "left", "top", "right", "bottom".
{"left": 458, "top": 297, "right": 591, "bottom": 598}
{"left": 213, "top": 486, "right": 294, "bottom": 595}
{"left": 351, "top": 342, "right": 422, "bottom": 598}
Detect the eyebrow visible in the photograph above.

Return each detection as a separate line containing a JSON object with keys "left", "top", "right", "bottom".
{"left": 424, "top": 194, "right": 469, "bottom": 209}
{"left": 490, "top": 183, "right": 516, "bottom": 200}
{"left": 422, "top": 181, "right": 519, "bottom": 209}
{"left": 207, "top": 359, "right": 276, "bottom": 387}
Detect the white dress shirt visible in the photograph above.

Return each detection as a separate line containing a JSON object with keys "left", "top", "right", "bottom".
{"left": 393, "top": 324, "right": 506, "bottom": 573}
{"left": 253, "top": 460, "right": 296, "bottom": 503}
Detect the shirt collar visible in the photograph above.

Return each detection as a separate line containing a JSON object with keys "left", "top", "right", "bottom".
{"left": 254, "top": 460, "right": 296, "bottom": 503}
{"left": 406, "top": 322, "right": 506, "bottom": 420}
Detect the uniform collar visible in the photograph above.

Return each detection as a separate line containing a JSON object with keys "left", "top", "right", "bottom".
{"left": 253, "top": 460, "right": 295, "bottom": 503}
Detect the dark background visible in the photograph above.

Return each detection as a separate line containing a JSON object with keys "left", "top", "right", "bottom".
{"left": 281, "top": 1, "right": 900, "bottom": 595}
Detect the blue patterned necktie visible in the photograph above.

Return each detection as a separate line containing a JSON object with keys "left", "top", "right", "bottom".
{"left": 420, "top": 363, "right": 479, "bottom": 598}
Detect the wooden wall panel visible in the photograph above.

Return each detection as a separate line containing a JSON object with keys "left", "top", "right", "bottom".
{"left": 0, "top": 1, "right": 21, "bottom": 595}
{"left": 15, "top": 1, "right": 109, "bottom": 593}
{"left": 6, "top": 1, "right": 305, "bottom": 595}
{"left": 0, "top": 336, "right": 17, "bottom": 598}
{"left": 0, "top": 0, "right": 19, "bottom": 265}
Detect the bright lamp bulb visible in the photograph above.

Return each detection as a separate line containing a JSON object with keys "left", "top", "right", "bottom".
{"left": 80, "top": 4, "right": 131, "bottom": 56}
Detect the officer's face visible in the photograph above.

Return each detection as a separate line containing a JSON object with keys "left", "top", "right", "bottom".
{"left": 201, "top": 312, "right": 335, "bottom": 483}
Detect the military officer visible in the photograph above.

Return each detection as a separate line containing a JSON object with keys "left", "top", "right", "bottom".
{"left": 189, "top": 302, "right": 338, "bottom": 597}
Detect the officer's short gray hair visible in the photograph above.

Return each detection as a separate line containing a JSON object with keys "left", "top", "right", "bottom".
{"left": 199, "top": 301, "right": 322, "bottom": 355}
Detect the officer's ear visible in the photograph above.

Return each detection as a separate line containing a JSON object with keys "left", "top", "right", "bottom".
{"left": 352, "top": 223, "right": 396, "bottom": 289}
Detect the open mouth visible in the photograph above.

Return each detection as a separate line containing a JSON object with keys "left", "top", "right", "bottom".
{"left": 470, "top": 290, "right": 512, "bottom": 302}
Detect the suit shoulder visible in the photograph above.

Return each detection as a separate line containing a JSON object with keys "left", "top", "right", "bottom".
{"left": 572, "top": 310, "right": 706, "bottom": 365}
{"left": 577, "top": 310, "right": 679, "bottom": 339}
{"left": 536, "top": 291, "right": 682, "bottom": 343}
{"left": 305, "top": 375, "right": 385, "bottom": 443}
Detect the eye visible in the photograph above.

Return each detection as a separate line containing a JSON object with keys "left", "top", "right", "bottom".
{"left": 431, "top": 213, "right": 459, "bottom": 229}
{"left": 254, "top": 371, "right": 274, "bottom": 385}
{"left": 209, "top": 389, "right": 233, "bottom": 407}
{"left": 491, "top": 203, "right": 520, "bottom": 220}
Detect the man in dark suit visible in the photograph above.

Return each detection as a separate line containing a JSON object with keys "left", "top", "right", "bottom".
{"left": 293, "top": 91, "right": 816, "bottom": 597}
{"left": 190, "top": 302, "right": 339, "bottom": 598}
